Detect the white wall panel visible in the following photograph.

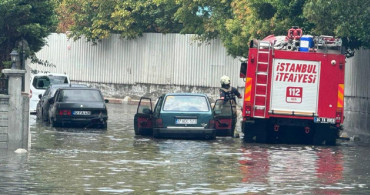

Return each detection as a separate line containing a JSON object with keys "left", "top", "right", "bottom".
{"left": 29, "top": 33, "right": 244, "bottom": 88}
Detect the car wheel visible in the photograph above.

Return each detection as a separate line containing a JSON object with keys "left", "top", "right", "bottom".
{"left": 153, "top": 129, "right": 160, "bottom": 138}
{"left": 50, "top": 117, "right": 58, "bottom": 127}
{"left": 101, "top": 121, "right": 108, "bottom": 130}
{"left": 205, "top": 134, "right": 216, "bottom": 140}
{"left": 42, "top": 109, "right": 48, "bottom": 122}
{"left": 36, "top": 109, "right": 41, "bottom": 120}
{"left": 134, "top": 119, "right": 140, "bottom": 135}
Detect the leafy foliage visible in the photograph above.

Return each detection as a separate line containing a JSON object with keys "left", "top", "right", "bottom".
{"left": 56, "top": 0, "right": 369, "bottom": 57}
{"left": 57, "top": 0, "right": 183, "bottom": 42}
{"left": 304, "top": 0, "right": 370, "bottom": 49}
{"left": 0, "top": 0, "right": 56, "bottom": 68}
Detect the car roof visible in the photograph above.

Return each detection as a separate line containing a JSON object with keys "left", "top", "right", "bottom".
{"left": 31, "top": 73, "right": 69, "bottom": 77}
{"left": 58, "top": 87, "right": 99, "bottom": 91}
{"left": 49, "top": 84, "right": 87, "bottom": 88}
{"left": 164, "top": 93, "right": 208, "bottom": 97}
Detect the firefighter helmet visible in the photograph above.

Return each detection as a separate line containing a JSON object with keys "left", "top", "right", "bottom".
{"left": 220, "top": 75, "right": 231, "bottom": 85}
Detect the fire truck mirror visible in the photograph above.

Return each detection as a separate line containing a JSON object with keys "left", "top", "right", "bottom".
{"left": 240, "top": 62, "right": 247, "bottom": 78}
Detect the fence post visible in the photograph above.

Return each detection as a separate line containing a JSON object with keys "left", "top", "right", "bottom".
{"left": 2, "top": 69, "right": 28, "bottom": 149}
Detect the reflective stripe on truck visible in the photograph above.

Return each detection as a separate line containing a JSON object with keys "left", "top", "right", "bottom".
{"left": 337, "top": 84, "right": 344, "bottom": 108}
{"left": 244, "top": 77, "right": 252, "bottom": 102}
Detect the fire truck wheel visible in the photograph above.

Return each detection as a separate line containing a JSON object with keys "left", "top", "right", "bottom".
{"left": 313, "top": 124, "right": 337, "bottom": 146}
{"left": 242, "top": 120, "right": 267, "bottom": 143}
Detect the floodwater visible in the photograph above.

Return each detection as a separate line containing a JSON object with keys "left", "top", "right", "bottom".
{"left": 1, "top": 104, "right": 370, "bottom": 194}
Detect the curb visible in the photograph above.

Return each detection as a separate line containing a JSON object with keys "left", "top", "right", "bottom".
{"left": 106, "top": 98, "right": 123, "bottom": 104}
{"left": 105, "top": 98, "right": 143, "bottom": 105}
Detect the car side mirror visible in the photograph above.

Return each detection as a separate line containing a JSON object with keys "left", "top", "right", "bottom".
{"left": 105, "top": 99, "right": 109, "bottom": 103}
{"left": 38, "top": 94, "right": 42, "bottom": 99}
{"left": 142, "top": 108, "right": 152, "bottom": 115}
{"left": 48, "top": 98, "right": 54, "bottom": 104}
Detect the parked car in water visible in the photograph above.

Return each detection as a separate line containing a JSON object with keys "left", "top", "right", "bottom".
{"left": 48, "top": 87, "right": 109, "bottom": 129}
{"left": 30, "top": 73, "right": 70, "bottom": 114}
{"left": 36, "top": 84, "right": 88, "bottom": 122}
{"left": 134, "top": 93, "right": 236, "bottom": 139}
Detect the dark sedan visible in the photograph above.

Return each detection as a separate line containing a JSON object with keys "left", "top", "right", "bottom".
{"left": 36, "top": 84, "right": 88, "bottom": 122}
{"left": 48, "top": 87, "right": 109, "bottom": 129}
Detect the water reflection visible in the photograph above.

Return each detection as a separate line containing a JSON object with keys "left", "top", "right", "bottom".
{"left": 0, "top": 150, "right": 30, "bottom": 193}
{"left": 238, "top": 145, "right": 348, "bottom": 194}
{"left": 239, "top": 147, "right": 269, "bottom": 183}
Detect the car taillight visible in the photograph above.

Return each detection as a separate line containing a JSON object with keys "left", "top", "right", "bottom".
{"left": 29, "top": 89, "right": 32, "bottom": 98}
{"left": 156, "top": 118, "right": 163, "bottom": 128}
{"left": 335, "top": 109, "right": 342, "bottom": 123}
{"left": 59, "top": 110, "right": 71, "bottom": 116}
{"left": 208, "top": 119, "right": 215, "bottom": 128}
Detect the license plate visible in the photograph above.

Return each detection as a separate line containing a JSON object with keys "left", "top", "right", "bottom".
{"left": 176, "top": 119, "right": 197, "bottom": 124}
{"left": 73, "top": 111, "right": 91, "bottom": 115}
{"left": 314, "top": 117, "right": 335, "bottom": 124}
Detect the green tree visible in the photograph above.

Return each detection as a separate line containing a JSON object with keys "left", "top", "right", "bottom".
{"left": 304, "top": 0, "right": 370, "bottom": 49}
{"left": 58, "top": 0, "right": 183, "bottom": 42}
{"left": 175, "top": 0, "right": 368, "bottom": 57}
{"left": 0, "top": 0, "right": 57, "bottom": 69}
{"left": 56, "top": 0, "right": 369, "bottom": 57}
{"left": 175, "top": 0, "right": 310, "bottom": 57}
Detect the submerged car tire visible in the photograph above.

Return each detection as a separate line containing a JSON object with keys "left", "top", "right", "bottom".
{"left": 101, "top": 122, "right": 108, "bottom": 130}
{"left": 153, "top": 129, "right": 160, "bottom": 138}
{"left": 313, "top": 125, "right": 338, "bottom": 146}
{"left": 42, "top": 109, "right": 48, "bottom": 122}
{"left": 205, "top": 134, "right": 216, "bottom": 140}
{"left": 243, "top": 121, "right": 267, "bottom": 143}
{"left": 134, "top": 119, "right": 140, "bottom": 135}
{"left": 49, "top": 117, "right": 59, "bottom": 127}
{"left": 36, "top": 110, "right": 42, "bottom": 121}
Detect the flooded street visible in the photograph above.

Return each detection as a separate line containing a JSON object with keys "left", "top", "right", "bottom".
{"left": 1, "top": 103, "right": 370, "bottom": 194}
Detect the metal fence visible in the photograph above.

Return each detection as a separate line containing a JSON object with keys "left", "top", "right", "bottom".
{"left": 28, "top": 33, "right": 245, "bottom": 88}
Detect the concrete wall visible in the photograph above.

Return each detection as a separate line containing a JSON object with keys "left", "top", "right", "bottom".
{"left": 343, "top": 49, "right": 370, "bottom": 142}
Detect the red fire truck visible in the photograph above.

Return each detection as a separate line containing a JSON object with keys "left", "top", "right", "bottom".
{"left": 240, "top": 28, "right": 345, "bottom": 145}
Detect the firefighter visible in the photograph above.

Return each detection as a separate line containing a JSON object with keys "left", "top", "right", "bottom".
{"left": 219, "top": 75, "right": 242, "bottom": 137}
{"left": 219, "top": 75, "right": 242, "bottom": 103}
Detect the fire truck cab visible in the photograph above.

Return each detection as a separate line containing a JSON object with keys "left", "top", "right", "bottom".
{"left": 240, "top": 28, "right": 345, "bottom": 145}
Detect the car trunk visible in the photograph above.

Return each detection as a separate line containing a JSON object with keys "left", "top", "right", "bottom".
{"left": 56, "top": 102, "right": 106, "bottom": 116}
{"left": 159, "top": 111, "right": 212, "bottom": 128}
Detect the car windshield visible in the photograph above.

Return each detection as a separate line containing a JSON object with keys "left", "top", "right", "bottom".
{"left": 32, "top": 75, "right": 68, "bottom": 89}
{"left": 58, "top": 89, "right": 103, "bottom": 102}
{"left": 163, "top": 95, "right": 209, "bottom": 112}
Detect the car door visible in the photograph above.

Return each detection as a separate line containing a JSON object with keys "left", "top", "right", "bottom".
{"left": 48, "top": 89, "right": 60, "bottom": 122}
{"left": 40, "top": 87, "right": 52, "bottom": 121}
{"left": 213, "top": 99, "right": 235, "bottom": 136}
{"left": 134, "top": 97, "right": 153, "bottom": 135}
